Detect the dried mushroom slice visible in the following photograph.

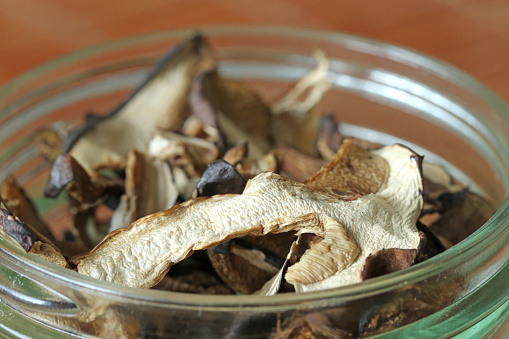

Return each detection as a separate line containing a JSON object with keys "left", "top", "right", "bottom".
{"left": 29, "top": 241, "right": 71, "bottom": 269}
{"left": 0, "top": 207, "right": 37, "bottom": 252}
{"left": 304, "top": 139, "right": 388, "bottom": 199}
{"left": 1, "top": 176, "right": 55, "bottom": 240}
{"left": 109, "top": 150, "right": 179, "bottom": 232}
{"left": 148, "top": 130, "right": 221, "bottom": 177}
{"left": 272, "top": 145, "right": 327, "bottom": 182}
{"left": 60, "top": 34, "right": 215, "bottom": 175}
{"left": 0, "top": 208, "right": 72, "bottom": 269}
{"left": 1, "top": 177, "right": 90, "bottom": 256}
{"left": 189, "top": 70, "right": 273, "bottom": 159}
{"left": 428, "top": 192, "right": 495, "bottom": 245}
{"left": 271, "top": 50, "right": 332, "bottom": 155}
{"left": 33, "top": 128, "right": 64, "bottom": 163}
{"left": 70, "top": 142, "right": 422, "bottom": 290}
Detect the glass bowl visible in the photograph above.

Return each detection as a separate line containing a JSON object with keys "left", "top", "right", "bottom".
{"left": 0, "top": 26, "right": 508, "bottom": 338}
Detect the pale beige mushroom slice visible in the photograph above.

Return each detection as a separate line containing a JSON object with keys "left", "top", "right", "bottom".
{"left": 270, "top": 50, "right": 332, "bottom": 155}
{"left": 61, "top": 34, "right": 215, "bottom": 174}
{"left": 109, "top": 150, "right": 179, "bottom": 232}
{"left": 70, "top": 142, "right": 422, "bottom": 291}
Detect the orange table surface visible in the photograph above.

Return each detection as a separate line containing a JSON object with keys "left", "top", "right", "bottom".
{"left": 0, "top": 0, "right": 508, "bottom": 337}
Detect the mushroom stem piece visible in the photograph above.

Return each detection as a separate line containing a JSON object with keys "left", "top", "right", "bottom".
{"left": 71, "top": 144, "right": 423, "bottom": 290}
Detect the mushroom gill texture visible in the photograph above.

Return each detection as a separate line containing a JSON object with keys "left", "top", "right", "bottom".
{"left": 70, "top": 142, "right": 422, "bottom": 291}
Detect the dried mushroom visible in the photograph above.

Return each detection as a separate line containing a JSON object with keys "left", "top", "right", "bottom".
{"left": 109, "top": 149, "right": 178, "bottom": 232}
{"left": 1, "top": 176, "right": 89, "bottom": 256}
{"left": 69, "top": 141, "right": 422, "bottom": 290}
{"left": 54, "top": 34, "right": 215, "bottom": 178}
{"left": 271, "top": 50, "right": 332, "bottom": 155}
{"left": 189, "top": 70, "right": 273, "bottom": 158}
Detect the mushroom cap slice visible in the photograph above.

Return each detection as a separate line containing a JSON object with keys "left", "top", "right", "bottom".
{"left": 70, "top": 143, "right": 422, "bottom": 290}
{"left": 63, "top": 34, "right": 215, "bottom": 174}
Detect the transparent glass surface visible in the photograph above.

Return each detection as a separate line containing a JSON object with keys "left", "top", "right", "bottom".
{"left": 0, "top": 26, "right": 508, "bottom": 338}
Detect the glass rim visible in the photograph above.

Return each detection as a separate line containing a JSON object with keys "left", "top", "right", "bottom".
{"left": 1, "top": 25, "right": 508, "bottom": 309}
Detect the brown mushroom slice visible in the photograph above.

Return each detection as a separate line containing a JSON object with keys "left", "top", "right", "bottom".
{"left": 429, "top": 192, "right": 495, "bottom": 245}
{"left": 1, "top": 177, "right": 90, "bottom": 256}
{"left": 109, "top": 150, "right": 178, "bottom": 232}
{"left": 70, "top": 143, "right": 422, "bottom": 290}
{"left": 0, "top": 208, "right": 73, "bottom": 269}
{"left": 29, "top": 241, "right": 71, "bottom": 269}
{"left": 255, "top": 236, "right": 300, "bottom": 296}
{"left": 33, "top": 128, "right": 64, "bottom": 163}
{"left": 60, "top": 34, "right": 215, "bottom": 175}
{"left": 316, "top": 114, "right": 343, "bottom": 161}
{"left": 304, "top": 139, "right": 388, "bottom": 198}
{"left": 270, "top": 50, "right": 332, "bottom": 155}
{"left": 207, "top": 240, "right": 279, "bottom": 294}
{"left": 189, "top": 70, "right": 273, "bottom": 159}
{"left": 1, "top": 176, "right": 55, "bottom": 240}
{"left": 222, "top": 142, "right": 248, "bottom": 166}
{"left": 361, "top": 248, "right": 418, "bottom": 281}
{"left": 272, "top": 145, "right": 327, "bottom": 182}
{"left": 0, "top": 207, "right": 37, "bottom": 252}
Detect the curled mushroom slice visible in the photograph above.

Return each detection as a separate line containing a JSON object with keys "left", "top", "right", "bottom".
{"left": 110, "top": 150, "right": 178, "bottom": 232}
{"left": 271, "top": 50, "right": 332, "bottom": 155}
{"left": 70, "top": 142, "right": 422, "bottom": 290}
{"left": 59, "top": 35, "right": 215, "bottom": 176}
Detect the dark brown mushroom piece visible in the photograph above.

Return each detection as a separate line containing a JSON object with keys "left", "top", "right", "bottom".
{"left": 1, "top": 176, "right": 90, "bottom": 256}
{"left": 195, "top": 160, "right": 247, "bottom": 198}
{"left": 44, "top": 154, "right": 124, "bottom": 245}
{"left": 0, "top": 208, "right": 71, "bottom": 268}
{"left": 0, "top": 207, "right": 37, "bottom": 252}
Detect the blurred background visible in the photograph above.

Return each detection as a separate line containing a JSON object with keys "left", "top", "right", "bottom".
{"left": 1, "top": 0, "right": 509, "bottom": 104}
{"left": 0, "top": 0, "right": 508, "bottom": 336}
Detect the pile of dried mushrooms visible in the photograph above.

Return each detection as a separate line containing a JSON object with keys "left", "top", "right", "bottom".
{"left": 0, "top": 34, "right": 495, "bottom": 299}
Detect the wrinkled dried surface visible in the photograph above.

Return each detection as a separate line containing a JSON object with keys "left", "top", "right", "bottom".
{"left": 305, "top": 139, "right": 388, "bottom": 198}
{"left": 70, "top": 143, "right": 422, "bottom": 290}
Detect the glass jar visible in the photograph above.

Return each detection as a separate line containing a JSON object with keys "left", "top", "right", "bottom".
{"left": 0, "top": 26, "right": 508, "bottom": 338}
